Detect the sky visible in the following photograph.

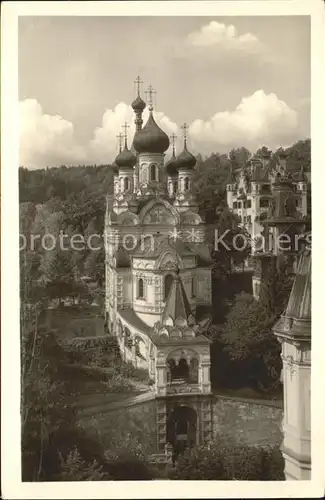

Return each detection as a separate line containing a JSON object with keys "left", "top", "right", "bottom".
{"left": 19, "top": 15, "right": 310, "bottom": 169}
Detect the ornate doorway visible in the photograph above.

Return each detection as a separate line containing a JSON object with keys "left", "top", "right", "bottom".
{"left": 167, "top": 405, "right": 197, "bottom": 455}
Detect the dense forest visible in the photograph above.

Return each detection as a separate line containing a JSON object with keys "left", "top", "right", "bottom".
{"left": 19, "top": 139, "right": 311, "bottom": 304}
{"left": 19, "top": 138, "right": 310, "bottom": 481}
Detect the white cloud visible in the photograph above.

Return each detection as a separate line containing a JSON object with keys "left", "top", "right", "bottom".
{"left": 19, "top": 99, "right": 86, "bottom": 168}
{"left": 20, "top": 91, "right": 301, "bottom": 167}
{"left": 89, "top": 103, "right": 178, "bottom": 164}
{"left": 188, "top": 90, "right": 299, "bottom": 154}
{"left": 187, "top": 21, "right": 262, "bottom": 54}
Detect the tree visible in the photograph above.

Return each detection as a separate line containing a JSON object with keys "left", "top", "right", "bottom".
{"left": 40, "top": 249, "right": 76, "bottom": 303}
{"left": 220, "top": 292, "right": 282, "bottom": 392}
{"left": 170, "top": 437, "right": 284, "bottom": 480}
{"left": 212, "top": 207, "right": 251, "bottom": 276}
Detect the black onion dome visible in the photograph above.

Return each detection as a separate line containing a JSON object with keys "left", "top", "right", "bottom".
{"left": 176, "top": 148, "right": 196, "bottom": 170}
{"left": 115, "top": 147, "right": 136, "bottom": 169}
{"left": 133, "top": 113, "right": 170, "bottom": 154}
{"left": 132, "top": 95, "right": 146, "bottom": 112}
{"left": 166, "top": 155, "right": 179, "bottom": 177}
{"left": 110, "top": 161, "right": 119, "bottom": 175}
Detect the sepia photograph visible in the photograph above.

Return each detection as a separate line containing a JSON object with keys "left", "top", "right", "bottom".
{"left": 1, "top": 1, "right": 325, "bottom": 498}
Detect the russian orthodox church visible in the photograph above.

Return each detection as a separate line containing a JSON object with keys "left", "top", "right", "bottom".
{"left": 104, "top": 80, "right": 214, "bottom": 453}
{"left": 226, "top": 148, "right": 309, "bottom": 257}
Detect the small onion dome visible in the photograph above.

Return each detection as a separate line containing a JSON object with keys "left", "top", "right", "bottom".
{"left": 176, "top": 148, "right": 196, "bottom": 170}
{"left": 132, "top": 95, "right": 146, "bottom": 112}
{"left": 277, "top": 147, "right": 287, "bottom": 158}
{"left": 166, "top": 155, "right": 179, "bottom": 177}
{"left": 115, "top": 146, "right": 136, "bottom": 169}
{"left": 133, "top": 112, "right": 170, "bottom": 154}
{"left": 295, "top": 166, "right": 307, "bottom": 182}
{"left": 110, "top": 161, "right": 119, "bottom": 175}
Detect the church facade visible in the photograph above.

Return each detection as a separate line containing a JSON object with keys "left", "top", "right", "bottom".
{"left": 104, "top": 81, "right": 214, "bottom": 451}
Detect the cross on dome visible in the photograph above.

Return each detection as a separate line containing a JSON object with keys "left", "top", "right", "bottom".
{"left": 116, "top": 132, "right": 124, "bottom": 153}
{"left": 122, "top": 122, "right": 130, "bottom": 148}
{"left": 181, "top": 123, "right": 189, "bottom": 149}
{"left": 134, "top": 75, "right": 143, "bottom": 96}
{"left": 170, "top": 133, "right": 178, "bottom": 157}
{"left": 145, "top": 84, "right": 156, "bottom": 111}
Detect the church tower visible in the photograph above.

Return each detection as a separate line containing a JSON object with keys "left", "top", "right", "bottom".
{"left": 273, "top": 243, "right": 311, "bottom": 479}
{"left": 133, "top": 85, "right": 169, "bottom": 195}
{"left": 152, "top": 268, "right": 213, "bottom": 456}
{"left": 105, "top": 78, "right": 214, "bottom": 460}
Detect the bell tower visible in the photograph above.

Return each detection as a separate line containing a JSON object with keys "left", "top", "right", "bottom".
{"left": 151, "top": 270, "right": 213, "bottom": 457}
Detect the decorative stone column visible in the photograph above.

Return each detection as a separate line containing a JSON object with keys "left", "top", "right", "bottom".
{"left": 273, "top": 246, "right": 311, "bottom": 480}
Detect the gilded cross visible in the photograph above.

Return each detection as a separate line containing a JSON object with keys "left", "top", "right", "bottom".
{"left": 122, "top": 122, "right": 130, "bottom": 148}
{"left": 170, "top": 133, "right": 177, "bottom": 156}
{"left": 134, "top": 76, "right": 143, "bottom": 96}
{"left": 116, "top": 133, "right": 124, "bottom": 153}
{"left": 181, "top": 123, "right": 189, "bottom": 149}
{"left": 145, "top": 84, "right": 156, "bottom": 111}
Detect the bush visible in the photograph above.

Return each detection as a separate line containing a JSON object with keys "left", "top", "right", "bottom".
{"left": 170, "top": 439, "right": 285, "bottom": 480}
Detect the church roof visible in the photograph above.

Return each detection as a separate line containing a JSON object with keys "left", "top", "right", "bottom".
{"left": 115, "top": 145, "right": 136, "bottom": 169}
{"left": 273, "top": 245, "right": 311, "bottom": 340}
{"left": 132, "top": 95, "right": 146, "bottom": 112}
{"left": 176, "top": 147, "right": 196, "bottom": 170}
{"left": 130, "top": 235, "right": 196, "bottom": 259}
{"left": 133, "top": 111, "right": 170, "bottom": 154}
{"left": 162, "top": 271, "right": 192, "bottom": 324}
{"left": 285, "top": 246, "right": 311, "bottom": 321}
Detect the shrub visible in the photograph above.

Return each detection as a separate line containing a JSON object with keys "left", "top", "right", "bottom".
{"left": 170, "top": 439, "right": 284, "bottom": 481}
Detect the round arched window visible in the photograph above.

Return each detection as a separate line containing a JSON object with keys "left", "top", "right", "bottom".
{"left": 150, "top": 164, "right": 157, "bottom": 182}
{"left": 124, "top": 177, "right": 130, "bottom": 191}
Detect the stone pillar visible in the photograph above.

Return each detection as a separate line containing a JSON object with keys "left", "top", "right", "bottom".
{"left": 280, "top": 338, "right": 311, "bottom": 480}
{"left": 156, "top": 399, "right": 167, "bottom": 451}
{"left": 155, "top": 363, "right": 167, "bottom": 397}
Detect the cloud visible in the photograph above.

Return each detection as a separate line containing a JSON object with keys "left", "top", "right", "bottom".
{"left": 89, "top": 103, "right": 178, "bottom": 164}
{"left": 188, "top": 90, "right": 299, "bottom": 154}
{"left": 19, "top": 99, "right": 86, "bottom": 168}
{"left": 187, "top": 21, "right": 263, "bottom": 54}
{"left": 20, "top": 91, "right": 302, "bottom": 168}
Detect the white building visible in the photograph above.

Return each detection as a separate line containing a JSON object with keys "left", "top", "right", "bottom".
{"left": 226, "top": 149, "right": 308, "bottom": 255}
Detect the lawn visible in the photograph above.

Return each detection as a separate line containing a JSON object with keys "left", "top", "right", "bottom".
{"left": 41, "top": 305, "right": 105, "bottom": 342}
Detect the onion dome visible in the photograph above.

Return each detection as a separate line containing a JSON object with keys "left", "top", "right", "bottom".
{"left": 115, "top": 146, "right": 136, "bottom": 169}
{"left": 295, "top": 165, "right": 307, "bottom": 182}
{"left": 133, "top": 112, "right": 170, "bottom": 154}
{"left": 166, "top": 153, "right": 179, "bottom": 177}
{"left": 132, "top": 95, "right": 146, "bottom": 112}
{"left": 176, "top": 147, "right": 196, "bottom": 170}
{"left": 277, "top": 147, "right": 287, "bottom": 158}
{"left": 110, "top": 161, "right": 119, "bottom": 175}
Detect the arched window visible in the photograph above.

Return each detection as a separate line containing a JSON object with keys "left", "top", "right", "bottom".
{"left": 189, "top": 358, "right": 198, "bottom": 383}
{"left": 164, "top": 274, "right": 173, "bottom": 300}
{"left": 138, "top": 278, "right": 144, "bottom": 299}
{"left": 184, "top": 177, "right": 189, "bottom": 191}
{"left": 124, "top": 177, "right": 130, "bottom": 191}
{"left": 150, "top": 164, "right": 157, "bottom": 181}
{"left": 177, "top": 358, "right": 189, "bottom": 381}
